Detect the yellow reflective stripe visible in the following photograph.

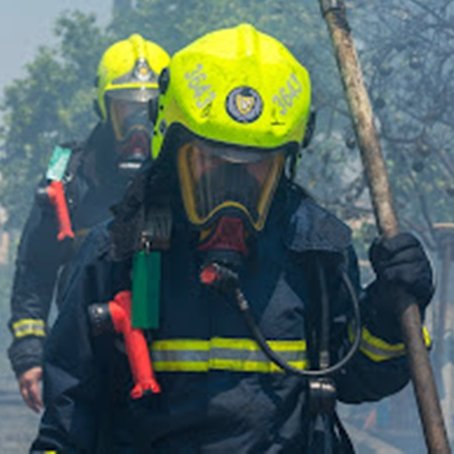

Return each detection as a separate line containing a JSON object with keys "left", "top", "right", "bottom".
{"left": 12, "top": 319, "right": 46, "bottom": 339}
{"left": 211, "top": 337, "right": 307, "bottom": 352}
{"left": 153, "top": 359, "right": 308, "bottom": 373}
{"left": 153, "top": 339, "right": 209, "bottom": 351}
{"left": 154, "top": 361, "right": 209, "bottom": 372}
{"left": 422, "top": 326, "right": 432, "bottom": 348}
{"left": 152, "top": 338, "right": 306, "bottom": 352}
{"left": 12, "top": 319, "right": 45, "bottom": 329}
{"left": 74, "top": 228, "right": 90, "bottom": 238}
{"left": 151, "top": 338, "right": 307, "bottom": 373}
{"left": 350, "top": 325, "right": 431, "bottom": 362}
{"left": 208, "top": 358, "right": 307, "bottom": 373}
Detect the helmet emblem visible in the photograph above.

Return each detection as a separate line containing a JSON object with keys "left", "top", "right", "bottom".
{"left": 236, "top": 94, "right": 255, "bottom": 115}
{"left": 134, "top": 58, "right": 154, "bottom": 82}
{"left": 226, "top": 87, "right": 263, "bottom": 123}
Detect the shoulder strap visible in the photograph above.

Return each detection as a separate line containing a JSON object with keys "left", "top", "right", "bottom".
{"left": 285, "top": 195, "right": 352, "bottom": 254}
{"left": 62, "top": 141, "right": 85, "bottom": 183}
{"left": 333, "top": 412, "right": 355, "bottom": 453}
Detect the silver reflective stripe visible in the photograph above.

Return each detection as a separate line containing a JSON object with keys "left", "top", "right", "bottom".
{"left": 153, "top": 347, "right": 305, "bottom": 363}
{"left": 358, "top": 339, "right": 406, "bottom": 362}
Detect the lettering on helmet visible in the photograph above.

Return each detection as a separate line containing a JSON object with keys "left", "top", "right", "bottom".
{"left": 185, "top": 64, "right": 216, "bottom": 109}
{"left": 272, "top": 73, "right": 303, "bottom": 116}
{"left": 226, "top": 86, "right": 263, "bottom": 123}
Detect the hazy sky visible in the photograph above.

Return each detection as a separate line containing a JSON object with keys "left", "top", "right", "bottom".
{"left": 0, "top": 0, "right": 112, "bottom": 95}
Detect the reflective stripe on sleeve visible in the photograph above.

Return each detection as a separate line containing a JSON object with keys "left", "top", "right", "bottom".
{"left": 151, "top": 337, "right": 307, "bottom": 373}
{"left": 12, "top": 319, "right": 46, "bottom": 339}
{"left": 349, "top": 325, "right": 431, "bottom": 362}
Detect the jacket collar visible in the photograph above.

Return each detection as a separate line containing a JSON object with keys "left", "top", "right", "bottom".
{"left": 284, "top": 187, "right": 352, "bottom": 254}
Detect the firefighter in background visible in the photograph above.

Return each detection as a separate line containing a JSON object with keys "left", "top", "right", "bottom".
{"left": 31, "top": 24, "right": 433, "bottom": 452}
{"left": 7, "top": 34, "right": 170, "bottom": 413}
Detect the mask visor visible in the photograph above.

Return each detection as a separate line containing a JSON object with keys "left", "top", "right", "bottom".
{"left": 107, "top": 89, "right": 157, "bottom": 142}
{"left": 177, "top": 140, "right": 286, "bottom": 231}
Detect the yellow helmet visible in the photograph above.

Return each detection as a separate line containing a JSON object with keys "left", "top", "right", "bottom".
{"left": 96, "top": 33, "right": 170, "bottom": 121}
{"left": 152, "top": 23, "right": 311, "bottom": 159}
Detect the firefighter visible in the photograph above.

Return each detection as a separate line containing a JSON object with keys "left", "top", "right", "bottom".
{"left": 7, "top": 34, "right": 170, "bottom": 413}
{"left": 31, "top": 24, "right": 433, "bottom": 452}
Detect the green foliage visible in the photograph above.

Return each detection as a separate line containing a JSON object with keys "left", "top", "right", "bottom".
{"left": 0, "top": 1, "right": 352, "bottom": 230}
{"left": 350, "top": 0, "right": 454, "bottom": 249}
{"left": 2, "top": 0, "right": 451, "bottom": 256}
{"left": 0, "top": 12, "right": 110, "bottom": 228}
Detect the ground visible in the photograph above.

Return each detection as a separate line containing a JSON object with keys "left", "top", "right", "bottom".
{"left": 0, "top": 369, "right": 39, "bottom": 452}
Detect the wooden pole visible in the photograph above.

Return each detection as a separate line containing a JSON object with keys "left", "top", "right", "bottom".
{"left": 317, "top": 1, "right": 450, "bottom": 451}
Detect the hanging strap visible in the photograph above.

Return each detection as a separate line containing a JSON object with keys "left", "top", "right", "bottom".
{"left": 334, "top": 412, "right": 355, "bottom": 454}
{"left": 132, "top": 250, "right": 161, "bottom": 329}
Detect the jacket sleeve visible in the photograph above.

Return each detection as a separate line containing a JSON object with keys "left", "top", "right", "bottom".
{"left": 7, "top": 192, "right": 71, "bottom": 376}
{"left": 330, "top": 246, "right": 428, "bottom": 404}
{"left": 30, "top": 225, "right": 131, "bottom": 452}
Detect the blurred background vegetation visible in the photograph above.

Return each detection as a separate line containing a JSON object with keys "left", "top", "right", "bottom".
{"left": 0, "top": 1, "right": 453, "bottom": 452}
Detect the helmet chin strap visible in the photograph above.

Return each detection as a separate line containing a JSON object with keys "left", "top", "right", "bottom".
{"left": 198, "top": 217, "right": 249, "bottom": 271}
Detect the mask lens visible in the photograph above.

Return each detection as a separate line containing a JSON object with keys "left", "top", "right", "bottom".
{"left": 178, "top": 140, "right": 285, "bottom": 230}
{"left": 107, "top": 89, "right": 157, "bottom": 141}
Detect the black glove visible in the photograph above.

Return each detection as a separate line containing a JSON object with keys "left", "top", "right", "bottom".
{"left": 369, "top": 232, "right": 434, "bottom": 312}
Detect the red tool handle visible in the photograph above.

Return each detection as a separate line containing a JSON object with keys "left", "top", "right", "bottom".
{"left": 108, "top": 290, "right": 161, "bottom": 399}
{"left": 46, "top": 180, "right": 75, "bottom": 241}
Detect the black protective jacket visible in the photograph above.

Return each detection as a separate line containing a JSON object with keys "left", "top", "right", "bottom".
{"left": 8, "top": 124, "right": 132, "bottom": 376}
{"left": 31, "top": 173, "right": 421, "bottom": 453}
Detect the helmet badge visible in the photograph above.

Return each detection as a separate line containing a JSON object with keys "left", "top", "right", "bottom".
{"left": 134, "top": 58, "right": 154, "bottom": 82}
{"left": 226, "top": 87, "right": 263, "bottom": 123}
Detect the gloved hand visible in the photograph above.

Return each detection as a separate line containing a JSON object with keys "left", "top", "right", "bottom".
{"left": 369, "top": 232, "right": 434, "bottom": 313}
